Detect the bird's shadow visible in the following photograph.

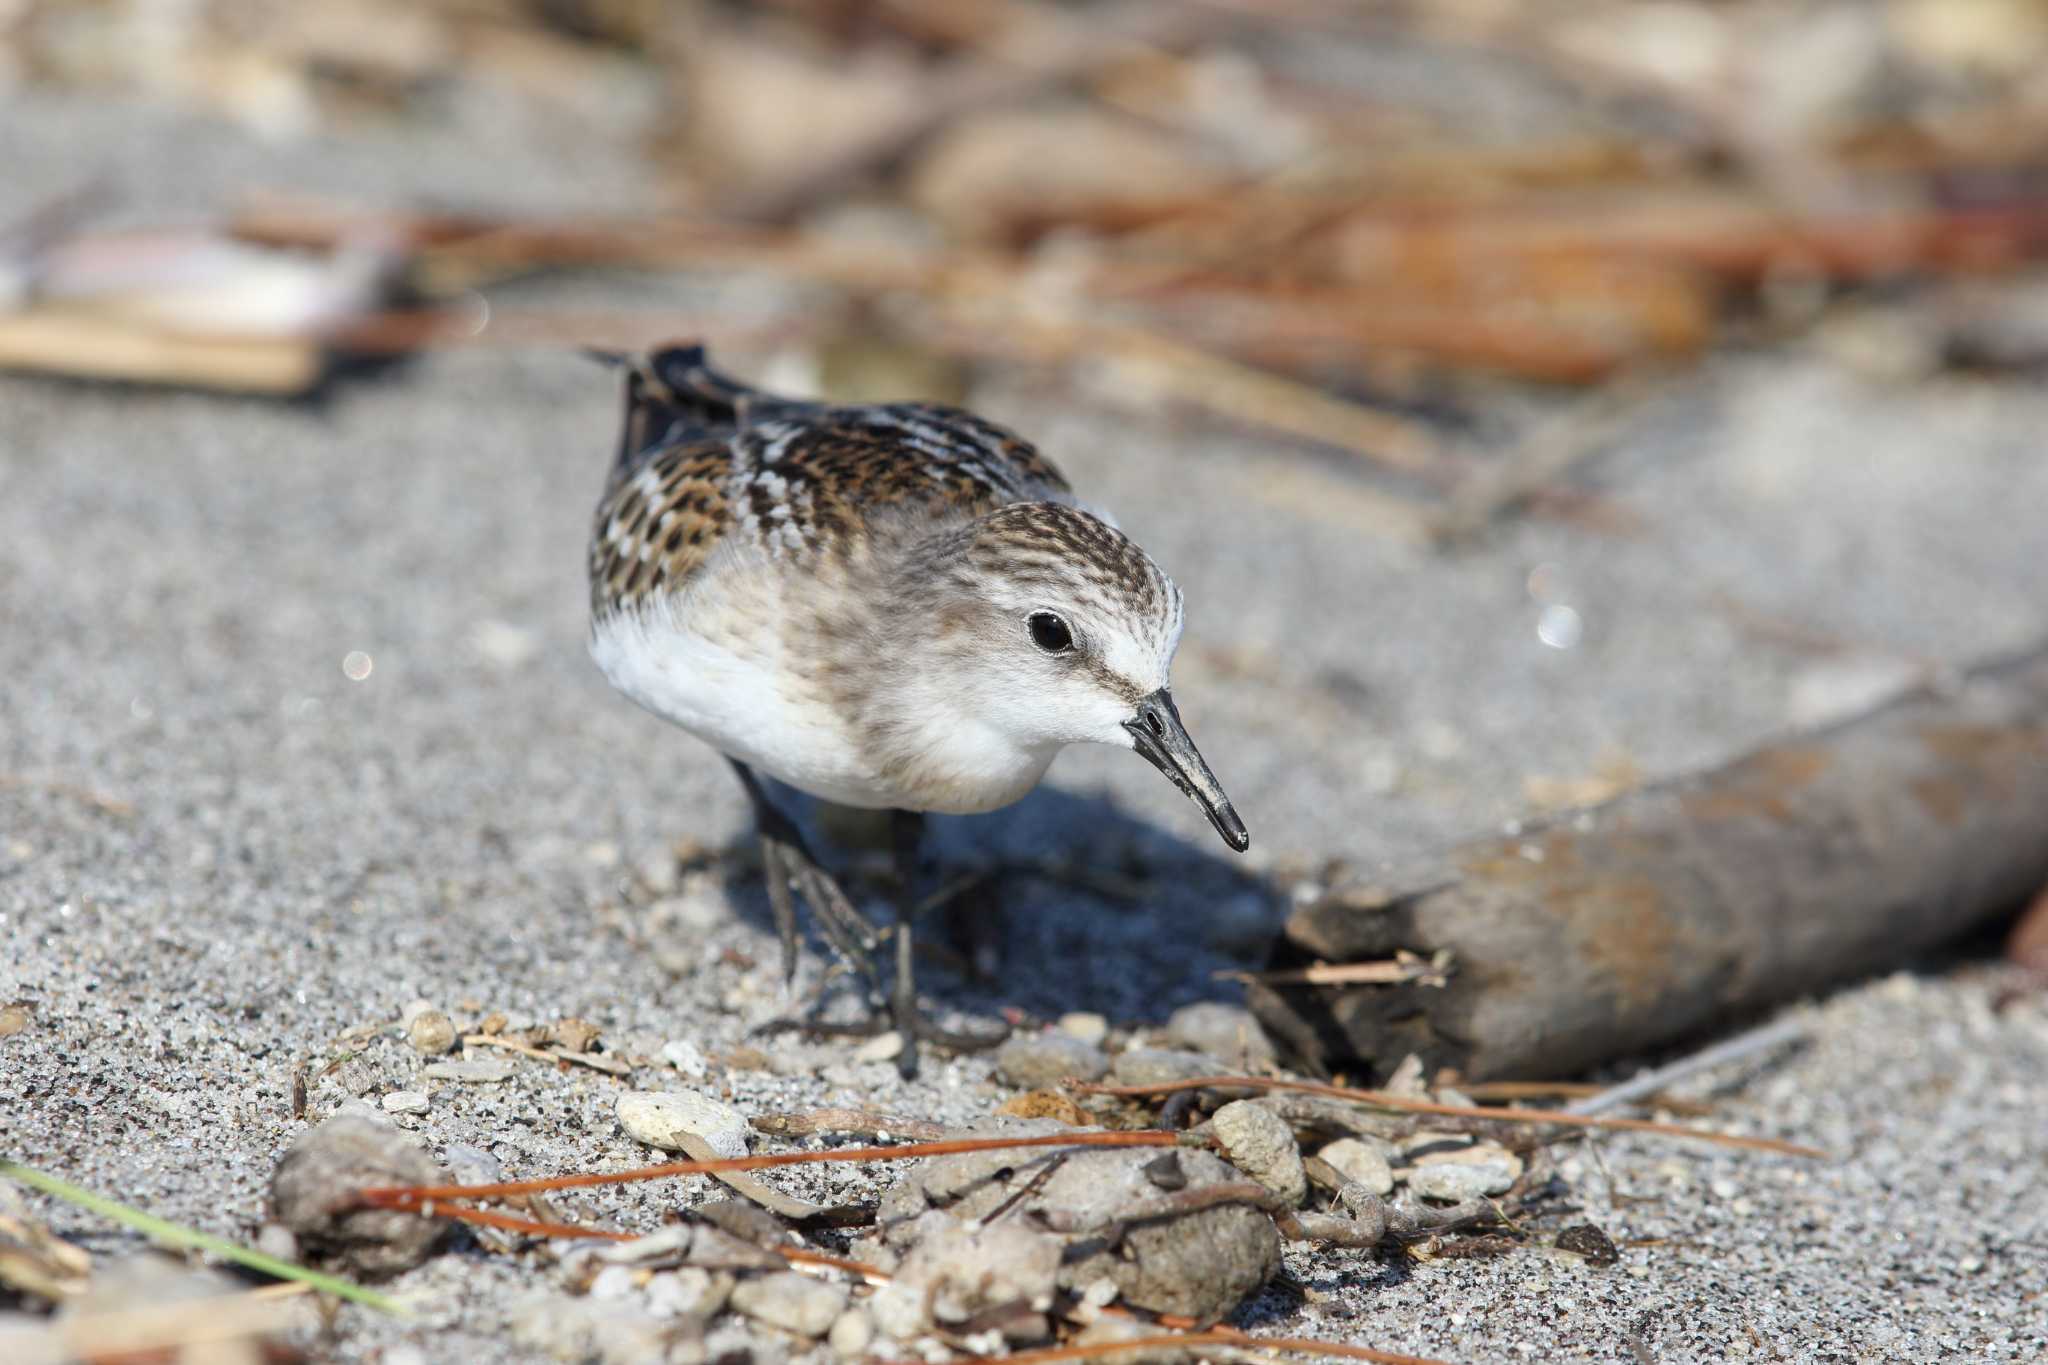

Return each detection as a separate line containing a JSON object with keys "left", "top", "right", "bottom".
{"left": 700, "top": 780, "right": 1280, "bottom": 1030}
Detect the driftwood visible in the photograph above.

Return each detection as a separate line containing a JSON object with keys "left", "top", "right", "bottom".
{"left": 1249, "top": 644, "right": 2048, "bottom": 1080}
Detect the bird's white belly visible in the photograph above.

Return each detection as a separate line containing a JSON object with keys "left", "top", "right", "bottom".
{"left": 590, "top": 600, "right": 896, "bottom": 808}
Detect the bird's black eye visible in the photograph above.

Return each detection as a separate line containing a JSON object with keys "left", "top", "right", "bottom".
{"left": 1028, "top": 611, "right": 1074, "bottom": 654}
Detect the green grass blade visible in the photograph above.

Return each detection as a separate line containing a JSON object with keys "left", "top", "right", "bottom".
{"left": 0, "top": 1158, "right": 407, "bottom": 1316}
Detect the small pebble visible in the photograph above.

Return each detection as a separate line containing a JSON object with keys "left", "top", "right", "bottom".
{"left": 1317, "top": 1137, "right": 1394, "bottom": 1196}
{"left": 548, "top": 1017, "right": 602, "bottom": 1053}
{"left": 1209, "top": 1100, "right": 1306, "bottom": 1207}
{"left": 828, "top": 1307, "right": 875, "bottom": 1358}
{"left": 616, "top": 1090, "right": 750, "bottom": 1159}
{"left": 401, "top": 1001, "right": 458, "bottom": 1056}
{"left": 441, "top": 1144, "right": 505, "bottom": 1186}
{"left": 854, "top": 1030, "right": 905, "bottom": 1063}
{"left": 661, "top": 1038, "right": 709, "bottom": 1078}
{"left": 1110, "top": 1048, "right": 1222, "bottom": 1087}
{"left": 648, "top": 1267, "right": 731, "bottom": 1318}
{"left": 254, "top": 1223, "right": 298, "bottom": 1263}
{"left": 1166, "top": 1002, "right": 1275, "bottom": 1067}
{"left": 381, "top": 1090, "right": 429, "bottom": 1116}
{"left": 588, "top": 1264, "right": 639, "bottom": 1301}
{"left": 269, "top": 1112, "right": 448, "bottom": 1277}
{"left": 1406, "top": 1148, "right": 1522, "bottom": 1201}
{"left": 1553, "top": 1223, "right": 1618, "bottom": 1266}
{"left": 729, "top": 1271, "right": 847, "bottom": 1338}
{"left": 995, "top": 1033, "right": 1107, "bottom": 1089}
{"left": 422, "top": 1059, "right": 518, "bottom": 1084}
{"left": 1057, "top": 1012, "right": 1109, "bottom": 1046}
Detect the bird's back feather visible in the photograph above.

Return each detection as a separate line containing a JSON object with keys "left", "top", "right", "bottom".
{"left": 588, "top": 342, "right": 1073, "bottom": 617}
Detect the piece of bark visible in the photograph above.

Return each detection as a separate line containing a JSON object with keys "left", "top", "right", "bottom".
{"left": 0, "top": 310, "right": 324, "bottom": 394}
{"left": 1250, "top": 645, "right": 2048, "bottom": 1080}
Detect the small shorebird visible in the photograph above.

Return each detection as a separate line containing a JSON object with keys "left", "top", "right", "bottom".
{"left": 586, "top": 344, "right": 1248, "bottom": 1075}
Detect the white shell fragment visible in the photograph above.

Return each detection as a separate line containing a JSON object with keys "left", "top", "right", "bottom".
{"left": 615, "top": 1089, "right": 751, "bottom": 1159}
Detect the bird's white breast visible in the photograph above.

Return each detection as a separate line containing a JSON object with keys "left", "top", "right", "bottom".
{"left": 588, "top": 568, "right": 1057, "bottom": 814}
{"left": 589, "top": 587, "right": 883, "bottom": 808}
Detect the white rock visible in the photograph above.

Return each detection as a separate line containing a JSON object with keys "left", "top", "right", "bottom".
{"left": 647, "top": 1267, "right": 730, "bottom": 1318}
{"left": 854, "top": 1030, "right": 905, "bottom": 1063}
{"left": 588, "top": 1264, "right": 639, "bottom": 1301}
{"left": 1057, "top": 1012, "right": 1109, "bottom": 1047}
{"left": 661, "top": 1038, "right": 709, "bottom": 1079}
{"left": 729, "top": 1271, "right": 847, "bottom": 1338}
{"left": 828, "top": 1307, "right": 876, "bottom": 1358}
{"left": 381, "top": 1090, "right": 429, "bottom": 1116}
{"left": 615, "top": 1090, "right": 750, "bottom": 1159}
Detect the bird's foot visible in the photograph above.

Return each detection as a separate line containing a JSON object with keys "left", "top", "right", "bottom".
{"left": 756, "top": 830, "right": 882, "bottom": 990}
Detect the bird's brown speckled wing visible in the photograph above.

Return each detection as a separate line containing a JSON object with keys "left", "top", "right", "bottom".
{"left": 589, "top": 440, "right": 733, "bottom": 615}
{"left": 589, "top": 346, "right": 1073, "bottom": 616}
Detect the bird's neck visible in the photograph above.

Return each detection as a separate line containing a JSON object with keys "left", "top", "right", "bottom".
{"left": 803, "top": 532, "right": 1060, "bottom": 814}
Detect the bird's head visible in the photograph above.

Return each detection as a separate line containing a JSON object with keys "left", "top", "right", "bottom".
{"left": 889, "top": 501, "right": 1248, "bottom": 851}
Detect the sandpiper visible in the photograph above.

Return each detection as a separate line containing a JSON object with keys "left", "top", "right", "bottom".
{"left": 586, "top": 343, "right": 1248, "bottom": 1076}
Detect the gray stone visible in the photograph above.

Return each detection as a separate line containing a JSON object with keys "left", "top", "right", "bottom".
{"left": 995, "top": 1033, "right": 1108, "bottom": 1089}
{"left": 615, "top": 1089, "right": 750, "bottom": 1158}
{"left": 880, "top": 1120, "right": 1278, "bottom": 1321}
{"left": 729, "top": 1270, "right": 848, "bottom": 1338}
{"left": 870, "top": 1210, "right": 1061, "bottom": 1341}
{"left": 1406, "top": 1147, "right": 1522, "bottom": 1201}
{"left": 268, "top": 1113, "right": 448, "bottom": 1278}
{"left": 1210, "top": 1100, "right": 1306, "bottom": 1208}
{"left": 1166, "top": 1002, "right": 1276, "bottom": 1067}
{"left": 440, "top": 1143, "right": 505, "bottom": 1185}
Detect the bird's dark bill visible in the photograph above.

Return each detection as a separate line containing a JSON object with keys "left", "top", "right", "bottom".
{"left": 1123, "top": 689, "right": 1250, "bottom": 853}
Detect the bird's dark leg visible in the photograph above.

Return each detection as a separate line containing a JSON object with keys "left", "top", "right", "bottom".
{"left": 887, "top": 808, "right": 1007, "bottom": 1079}
{"left": 727, "top": 760, "right": 880, "bottom": 992}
